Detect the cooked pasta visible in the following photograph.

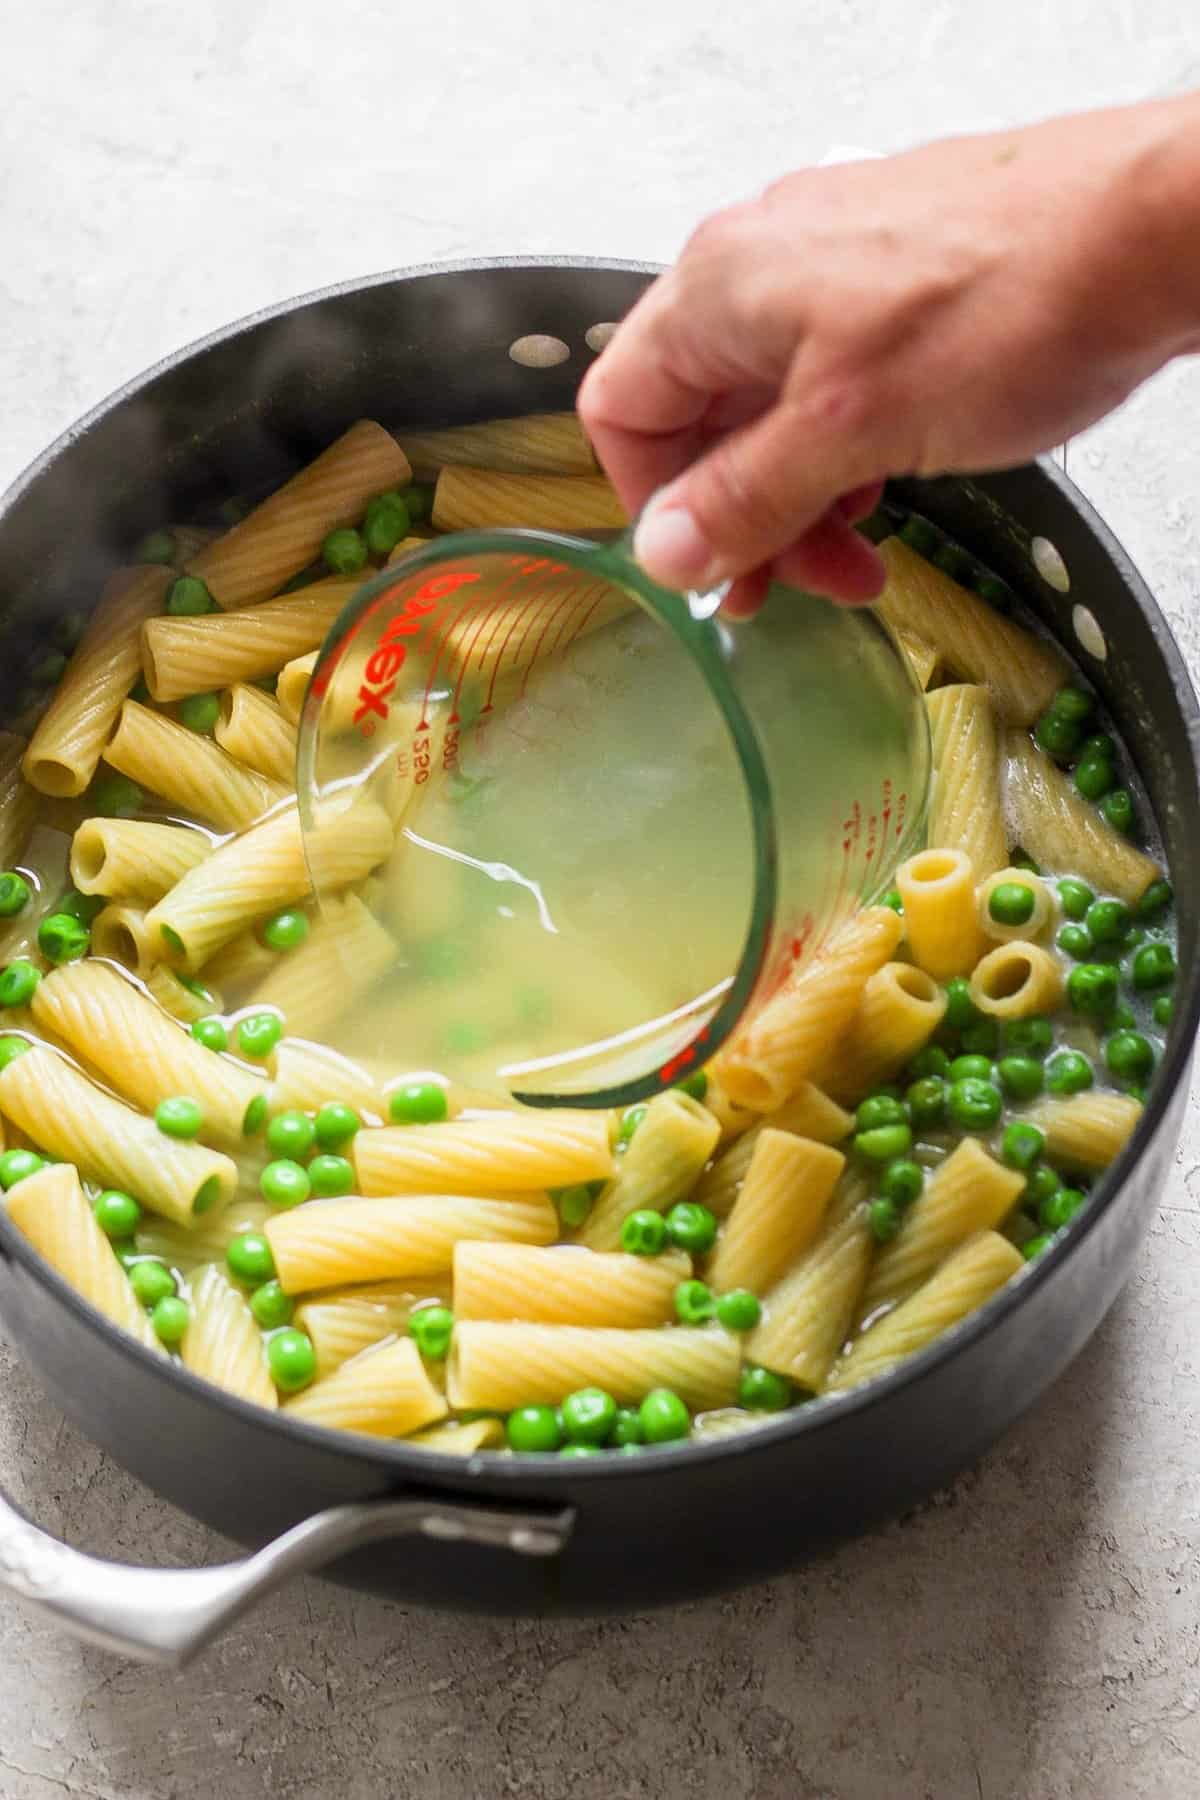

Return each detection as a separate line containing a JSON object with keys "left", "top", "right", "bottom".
{"left": 105, "top": 701, "right": 286, "bottom": 831}
{"left": 294, "top": 1278, "right": 452, "bottom": 1378}
{"left": 135, "top": 1200, "right": 271, "bottom": 1271}
{"left": 0, "top": 732, "right": 36, "bottom": 870}
{"left": 265, "top": 1193, "right": 559, "bottom": 1293}
{"left": 925, "top": 683, "right": 1008, "bottom": 876}
{"left": 355, "top": 1109, "right": 613, "bottom": 1199}
{"left": 896, "top": 847, "right": 984, "bottom": 981}
{"left": 214, "top": 685, "right": 298, "bottom": 784}
{"left": 1029, "top": 1093, "right": 1143, "bottom": 1172}
{"left": 89, "top": 903, "right": 156, "bottom": 978}
{"left": 894, "top": 628, "right": 941, "bottom": 691}
{"left": 1004, "top": 732, "right": 1161, "bottom": 904}
{"left": 579, "top": 1092, "right": 719, "bottom": 1252}
{"left": 706, "top": 1131, "right": 845, "bottom": 1296}
{"left": 454, "top": 1242, "right": 691, "bottom": 1327}
{"left": 693, "top": 1084, "right": 855, "bottom": 1217}
{"left": 270, "top": 1039, "right": 384, "bottom": 1120}
{"left": 968, "top": 941, "right": 1064, "bottom": 1018}
{"left": 410, "top": 1418, "right": 507, "bottom": 1453}
{"left": 283, "top": 1336, "right": 447, "bottom": 1437}
{"left": 142, "top": 578, "right": 360, "bottom": 702}
{"left": 143, "top": 965, "right": 222, "bottom": 1025}
{"left": 181, "top": 1263, "right": 277, "bottom": 1408}
{"left": 70, "top": 817, "right": 212, "bottom": 902}
{"left": 185, "top": 421, "right": 410, "bottom": 608}
{"left": 976, "top": 866, "right": 1055, "bottom": 944}
{"left": 396, "top": 412, "right": 596, "bottom": 476}
{"left": 241, "top": 894, "right": 396, "bottom": 1040}
{"left": 432, "top": 467, "right": 626, "bottom": 533}
{"left": 447, "top": 1323, "right": 740, "bottom": 1411}
{"left": 23, "top": 566, "right": 173, "bottom": 796}
{"left": 4, "top": 1163, "right": 161, "bottom": 1353}
{"left": 745, "top": 1174, "right": 874, "bottom": 1391}
{"left": 818, "top": 962, "right": 947, "bottom": 1103}
{"left": 275, "top": 651, "right": 317, "bottom": 724}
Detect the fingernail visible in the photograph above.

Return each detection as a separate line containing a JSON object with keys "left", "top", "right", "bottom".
{"left": 633, "top": 503, "right": 715, "bottom": 588}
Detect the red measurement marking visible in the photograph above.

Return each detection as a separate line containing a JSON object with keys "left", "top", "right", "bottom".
{"left": 352, "top": 573, "right": 478, "bottom": 733}
{"left": 449, "top": 566, "right": 529, "bottom": 718}
{"left": 894, "top": 789, "right": 908, "bottom": 837}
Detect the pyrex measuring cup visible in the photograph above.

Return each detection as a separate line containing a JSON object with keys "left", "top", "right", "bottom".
{"left": 296, "top": 529, "right": 930, "bottom": 1108}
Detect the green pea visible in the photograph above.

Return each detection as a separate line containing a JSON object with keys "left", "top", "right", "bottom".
{"left": 1003, "top": 1017, "right": 1053, "bottom": 1058}
{"left": 1056, "top": 878, "right": 1094, "bottom": 921}
{"left": 905, "top": 1075, "right": 947, "bottom": 1129}
{"left": 855, "top": 1122, "right": 913, "bottom": 1163}
{"left": 617, "top": 1104, "right": 647, "bottom": 1147}
{"left": 948, "top": 1054, "right": 994, "bottom": 1083}
{"left": 403, "top": 482, "right": 435, "bottom": 524}
{"left": 1045, "top": 1050, "right": 1094, "bottom": 1094}
{"left": 880, "top": 888, "right": 904, "bottom": 914}
{"left": 261, "top": 909, "right": 310, "bottom": 952}
{"left": 166, "top": 576, "right": 215, "bottom": 616}
{"left": 620, "top": 1210, "right": 667, "bottom": 1256}
{"left": 37, "top": 913, "right": 89, "bottom": 964}
{"left": 942, "top": 977, "right": 978, "bottom": 1034}
{"left": 55, "top": 889, "right": 106, "bottom": 926}
{"left": 737, "top": 1366, "right": 792, "bottom": 1413}
{"left": 0, "top": 1036, "right": 30, "bottom": 1071}
{"left": 664, "top": 1201, "right": 717, "bottom": 1254}
{"left": 134, "top": 528, "right": 177, "bottom": 565}
{"left": 1080, "top": 733, "right": 1116, "bottom": 762}
{"left": 855, "top": 1093, "right": 908, "bottom": 1132}
{"left": 879, "top": 1159, "right": 923, "bottom": 1207}
{"left": 314, "top": 1102, "right": 361, "bottom": 1151}
{"left": 639, "top": 1387, "right": 693, "bottom": 1441}
{"left": 322, "top": 527, "right": 368, "bottom": 574}
{"left": 1085, "top": 899, "right": 1131, "bottom": 944}
{"left": 1153, "top": 995, "right": 1174, "bottom": 1029}
{"left": 155, "top": 1096, "right": 203, "bottom": 1139}
{"left": 91, "top": 774, "right": 144, "bottom": 818}
{"left": 674, "top": 1279, "right": 716, "bottom": 1325}
{"left": 266, "top": 1110, "right": 317, "bottom": 1160}
{"left": 129, "top": 1259, "right": 176, "bottom": 1307}
{"left": 226, "top": 1231, "right": 276, "bottom": 1284}
{"left": 1067, "top": 962, "right": 1119, "bottom": 1016}
{"left": 988, "top": 881, "right": 1036, "bottom": 927}
{"left": 1050, "top": 685, "right": 1094, "bottom": 725}
{"left": 1105, "top": 1030, "right": 1154, "bottom": 1082}
{"left": 997, "top": 1055, "right": 1044, "bottom": 1101}
{"left": 933, "top": 542, "right": 974, "bottom": 583}
{"left": 1136, "top": 880, "right": 1173, "bottom": 921}
{"left": 1001, "top": 1121, "right": 1045, "bottom": 1171}
{"left": 555, "top": 1184, "right": 597, "bottom": 1228}
{"left": 1056, "top": 923, "right": 1092, "bottom": 960}
{"left": 1022, "top": 1234, "right": 1053, "bottom": 1260}
{"left": 909, "top": 1044, "right": 950, "bottom": 1080}
{"left": 506, "top": 1404, "right": 563, "bottom": 1453}
{"left": 1040, "top": 1186, "right": 1086, "bottom": 1232}
{"left": 868, "top": 1197, "right": 901, "bottom": 1243}
{"left": 558, "top": 1444, "right": 603, "bottom": 1459}
{"left": 960, "top": 1016, "right": 1000, "bottom": 1057}
{"left": 0, "top": 960, "right": 40, "bottom": 1008}
{"left": 190, "top": 1015, "right": 228, "bottom": 1052}
{"left": 946, "top": 1077, "right": 1003, "bottom": 1131}
{"left": 898, "top": 514, "right": 938, "bottom": 554}
{"left": 1034, "top": 711, "right": 1081, "bottom": 760}
{"left": 1009, "top": 851, "right": 1042, "bottom": 876}
{"left": 237, "top": 1093, "right": 265, "bottom": 1138}
{"left": 610, "top": 1406, "right": 645, "bottom": 1446}
{"left": 0, "top": 1146, "right": 42, "bottom": 1189}
{"left": 409, "top": 1304, "right": 454, "bottom": 1360}
{"left": 1023, "top": 1165, "right": 1061, "bottom": 1210}
{"left": 151, "top": 1295, "right": 190, "bottom": 1347}
{"left": 1099, "top": 789, "right": 1135, "bottom": 835}
{"left": 236, "top": 1012, "right": 282, "bottom": 1059}
{"left": 976, "top": 576, "right": 1012, "bottom": 611}
{"left": 0, "top": 873, "right": 30, "bottom": 918}
{"left": 561, "top": 1387, "right": 617, "bottom": 1445}
{"left": 1131, "top": 942, "right": 1175, "bottom": 991}
{"left": 674, "top": 1069, "right": 708, "bottom": 1101}
{"left": 715, "top": 1289, "right": 762, "bottom": 1332}
{"left": 160, "top": 925, "right": 185, "bottom": 957}
{"left": 177, "top": 692, "right": 220, "bottom": 734}
{"left": 93, "top": 1189, "right": 142, "bottom": 1238}
{"left": 1109, "top": 1002, "right": 1136, "bottom": 1032}
{"left": 260, "top": 1159, "right": 311, "bottom": 1208}
{"left": 250, "top": 1280, "right": 294, "bottom": 1330}
{"left": 388, "top": 1080, "right": 449, "bottom": 1124}
{"left": 1074, "top": 756, "right": 1115, "bottom": 802}
{"left": 363, "top": 492, "right": 412, "bottom": 556}
{"left": 308, "top": 1153, "right": 355, "bottom": 1198}
{"left": 267, "top": 1328, "right": 317, "bottom": 1393}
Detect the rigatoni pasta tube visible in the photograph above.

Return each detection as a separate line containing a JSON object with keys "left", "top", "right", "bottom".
{"left": 294, "top": 1278, "right": 452, "bottom": 1379}
{"left": 0, "top": 732, "right": 35, "bottom": 871}
{"left": 31, "top": 961, "right": 267, "bottom": 1147}
{"left": 181, "top": 1263, "right": 277, "bottom": 1409}
{"left": 819, "top": 962, "right": 947, "bottom": 1104}
{"left": 214, "top": 685, "right": 297, "bottom": 785}
{"left": 142, "top": 579, "right": 359, "bottom": 703}
{"left": 432, "top": 467, "right": 626, "bottom": 533}
{"left": 707, "top": 1132, "right": 845, "bottom": 1296}
{"left": 746, "top": 1185, "right": 874, "bottom": 1392}
{"left": 925, "top": 684, "right": 1008, "bottom": 877}
{"left": 243, "top": 894, "right": 395, "bottom": 1041}
{"left": 826, "top": 1232, "right": 1023, "bottom": 1393}
{"left": 579, "top": 1092, "right": 719, "bottom": 1252}
{"left": 976, "top": 867, "right": 1055, "bottom": 944}
{"left": 355, "top": 1109, "right": 613, "bottom": 1199}
{"left": 145, "top": 799, "right": 391, "bottom": 971}
{"left": 143, "top": 964, "right": 222, "bottom": 1025}
{"left": 89, "top": 903, "right": 157, "bottom": 978}
{"left": 185, "top": 421, "right": 410, "bottom": 608}
{"left": 396, "top": 412, "right": 596, "bottom": 476}
{"left": 276, "top": 651, "right": 316, "bottom": 724}
{"left": 453, "top": 1243, "right": 691, "bottom": 1327}
{"left": 410, "top": 1418, "right": 505, "bottom": 1454}
{"left": 1029, "top": 1093, "right": 1142, "bottom": 1172}
{"left": 1004, "top": 731, "right": 1161, "bottom": 905}
{"left": 968, "top": 941, "right": 1064, "bottom": 1019}
{"left": 270, "top": 1039, "right": 384, "bottom": 1120}
{"left": 894, "top": 628, "right": 940, "bottom": 692}
{"left": 896, "top": 848, "right": 984, "bottom": 981}
{"left": 265, "top": 1194, "right": 558, "bottom": 1293}
{"left": 105, "top": 701, "right": 286, "bottom": 831}
{"left": 23, "top": 566, "right": 173, "bottom": 797}
{"left": 5, "top": 1163, "right": 161, "bottom": 1355}
{"left": 448, "top": 1323, "right": 740, "bottom": 1412}
{"left": 284, "top": 1336, "right": 447, "bottom": 1437}
{"left": 857, "top": 1136, "right": 1025, "bottom": 1323}
{"left": 876, "top": 537, "right": 1067, "bottom": 725}
{"left": 694, "top": 1084, "right": 855, "bottom": 1217}
{"left": 0, "top": 1044, "right": 238, "bottom": 1225}
{"left": 70, "top": 818, "right": 212, "bottom": 903}
{"left": 714, "top": 906, "right": 903, "bottom": 1112}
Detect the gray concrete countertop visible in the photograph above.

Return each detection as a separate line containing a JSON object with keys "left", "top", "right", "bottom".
{"left": 2, "top": 4, "right": 1199, "bottom": 1795}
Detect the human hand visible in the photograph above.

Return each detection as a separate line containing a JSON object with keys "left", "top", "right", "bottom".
{"left": 579, "top": 98, "right": 1200, "bottom": 611}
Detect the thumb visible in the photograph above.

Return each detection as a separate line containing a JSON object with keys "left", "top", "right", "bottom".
{"left": 632, "top": 383, "right": 886, "bottom": 590}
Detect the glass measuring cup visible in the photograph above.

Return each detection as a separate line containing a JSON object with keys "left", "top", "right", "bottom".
{"left": 296, "top": 529, "right": 930, "bottom": 1108}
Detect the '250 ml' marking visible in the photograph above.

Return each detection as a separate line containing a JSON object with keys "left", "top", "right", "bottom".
{"left": 353, "top": 572, "right": 481, "bottom": 732}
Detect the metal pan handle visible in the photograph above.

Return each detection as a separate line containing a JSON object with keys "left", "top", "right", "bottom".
{"left": 0, "top": 1481, "right": 573, "bottom": 1664}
